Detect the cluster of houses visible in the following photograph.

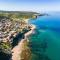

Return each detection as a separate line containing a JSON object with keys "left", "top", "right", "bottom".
{"left": 0, "top": 16, "right": 30, "bottom": 43}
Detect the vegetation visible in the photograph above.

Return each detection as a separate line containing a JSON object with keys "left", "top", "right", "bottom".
{"left": 0, "top": 11, "right": 39, "bottom": 60}
{"left": 0, "top": 11, "right": 39, "bottom": 20}
{"left": 0, "top": 41, "right": 12, "bottom": 54}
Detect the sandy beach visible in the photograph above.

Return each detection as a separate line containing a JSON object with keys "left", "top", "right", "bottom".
{"left": 12, "top": 24, "right": 36, "bottom": 60}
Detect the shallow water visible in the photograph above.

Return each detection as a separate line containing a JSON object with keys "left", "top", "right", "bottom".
{"left": 29, "top": 13, "right": 60, "bottom": 60}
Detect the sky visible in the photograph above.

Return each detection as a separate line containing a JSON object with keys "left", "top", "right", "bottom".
{"left": 0, "top": 0, "right": 60, "bottom": 12}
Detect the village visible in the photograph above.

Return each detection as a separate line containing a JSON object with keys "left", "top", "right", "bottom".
{"left": 0, "top": 11, "right": 40, "bottom": 60}
{"left": 0, "top": 16, "right": 31, "bottom": 43}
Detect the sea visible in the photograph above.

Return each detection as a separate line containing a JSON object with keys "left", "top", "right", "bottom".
{"left": 28, "top": 12, "right": 60, "bottom": 60}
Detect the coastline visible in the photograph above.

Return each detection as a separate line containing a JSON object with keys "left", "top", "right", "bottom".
{"left": 12, "top": 24, "right": 36, "bottom": 60}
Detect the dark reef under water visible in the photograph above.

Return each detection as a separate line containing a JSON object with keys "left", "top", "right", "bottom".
{"left": 28, "top": 13, "right": 60, "bottom": 60}
{"left": 29, "top": 30, "right": 51, "bottom": 60}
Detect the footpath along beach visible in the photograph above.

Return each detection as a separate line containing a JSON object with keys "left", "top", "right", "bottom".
{"left": 12, "top": 25, "right": 36, "bottom": 60}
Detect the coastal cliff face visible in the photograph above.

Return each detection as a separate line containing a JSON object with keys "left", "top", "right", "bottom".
{"left": 11, "top": 39, "right": 31, "bottom": 60}
{"left": 12, "top": 25, "right": 36, "bottom": 60}
{"left": 0, "top": 12, "right": 38, "bottom": 60}
{"left": 19, "top": 39, "right": 31, "bottom": 60}
{"left": 0, "top": 16, "right": 30, "bottom": 60}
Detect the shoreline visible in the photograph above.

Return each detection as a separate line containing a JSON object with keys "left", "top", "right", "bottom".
{"left": 11, "top": 24, "right": 36, "bottom": 60}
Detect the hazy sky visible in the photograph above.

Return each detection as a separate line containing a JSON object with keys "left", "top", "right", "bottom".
{"left": 0, "top": 0, "right": 60, "bottom": 12}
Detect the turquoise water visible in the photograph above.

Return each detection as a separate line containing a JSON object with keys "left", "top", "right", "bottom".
{"left": 29, "top": 13, "right": 60, "bottom": 60}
